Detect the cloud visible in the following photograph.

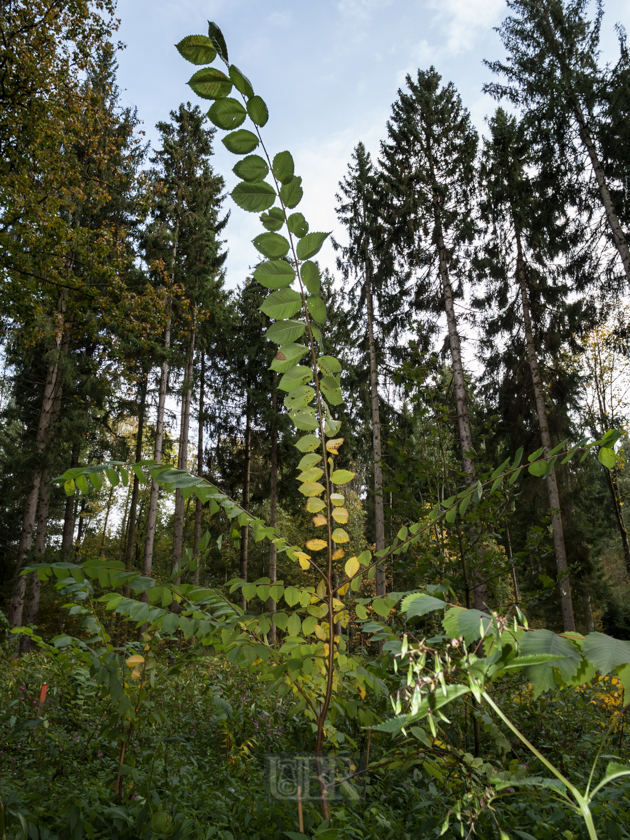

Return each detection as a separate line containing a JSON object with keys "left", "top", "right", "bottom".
{"left": 427, "top": 0, "right": 505, "bottom": 56}
{"left": 337, "top": 0, "right": 394, "bottom": 22}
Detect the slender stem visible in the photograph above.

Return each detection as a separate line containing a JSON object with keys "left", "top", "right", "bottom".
{"left": 586, "top": 699, "right": 630, "bottom": 796}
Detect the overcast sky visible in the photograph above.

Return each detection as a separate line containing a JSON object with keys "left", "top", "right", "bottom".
{"left": 115, "top": 0, "right": 629, "bottom": 288}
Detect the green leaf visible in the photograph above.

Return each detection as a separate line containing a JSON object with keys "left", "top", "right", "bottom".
{"left": 208, "top": 22, "right": 229, "bottom": 63}
{"left": 295, "top": 434, "right": 320, "bottom": 453}
{"left": 176, "top": 35, "right": 217, "bottom": 65}
{"left": 298, "top": 453, "right": 322, "bottom": 470}
{"left": 598, "top": 447, "right": 617, "bottom": 469}
{"left": 302, "top": 615, "right": 317, "bottom": 636}
{"left": 296, "top": 232, "right": 330, "bottom": 260}
{"left": 232, "top": 181, "right": 275, "bottom": 213}
{"left": 582, "top": 632, "right": 630, "bottom": 674}
{"left": 253, "top": 232, "right": 290, "bottom": 259}
{"left": 260, "top": 288, "right": 302, "bottom": 320}
{"left": 280, "top": 176, "right": 303, "bottom": 209}
{"left": 265, "top": 320, "right": 306, "bottom": 344}
{"left": 320, "top": 376, "right": 342, "bottom": 406}
{"left": 89, "top": 472, "right": 103, "bottom": 491}
{"left": 76, "top": 474, "right": 89, "bottom": 494}
{"left": 254, "top": 260, "right": 295, "bottom": 289}
{"left": 64, "top": 478, "right": 75, "bottom": 496}
{"left": 278, "top": 366, "right": 312, "bottom": 392}
{"left": 260, "top": 207, "right": 285, "bottom": 231}
{"left": 528, "top": 460, "right": 549, "bottom": 477}
{"left": 527, "top": 446, "right": 544, "bottom": 463}
{"left": 228, "top": 64, "right": 253, "bottom": 98}
{"left": 301, "top": 261, "right": 320, "bottom": 294}
{"left": 120, "top": 467, "right": 129, "bottom": 487}
{"left": 105, "top": 468, "right": 119, "bottom": 487}
{"left": 317, "top": 356, "right": 342, "bottom": 375}
{"left": 287, "top": 213, "right": 309, "bottom": 238}
{"left": 291, "top": 412, "right": 319, "bottom": 431}
{"left": 188, "top": 67, "right": 232, "bottom": 99}
{"left": 519, "top": 629, "right": 581, "bottom": 686}
{"left": 270, "top": 344, "right": 309, "bottom": 373}
{"left": 222, "top": 129, "right": 259, "bottom": 154}
{"left": 299, "top": 481, "right": 325, "bottom": 497}
{"left": 246, "top": 95, "right": 268, "bottom": 126}
{"left": 285, "top": 385, "right": 315, "bottom": 410}
{"left": 590, "top": 761, "right": 630, "bottom": 799}
{"left": 307, "top": 296, "right": 326, "bottom": 323}
{"left": 272, "top": 151, "right": 294, "bottom": 184}
{"left": 208, "top": 97, "right": 246, "bottom": 129}
{"left": 273, "top": 612, "right": 289, "bottom": 630}
{"left": 401, "top": 593, "right": 447, "bottom": 618}
{"left": 443, "top": 607, "right": 492, "bottom": 644}
{"left": 233, "top": 154, "right": 269, "bottom": 182}
{"left": 372, "top": 598, "right": 392, "bottom": 617}
{"left": 331, "top": 469, "right": 354, "bottom": 485}
{"left": 325, "top": 416, "right": 341, "bottom": 436}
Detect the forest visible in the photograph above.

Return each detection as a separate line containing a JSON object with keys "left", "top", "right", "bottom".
{"left": 1, "top": 0, "right": 630, "bottom": 837}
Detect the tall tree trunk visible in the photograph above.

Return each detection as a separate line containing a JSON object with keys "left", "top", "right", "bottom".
{"left": 436, "top": 230, "right": 488, "bottom": 612}
{"left": 193, "top": 351, "right": 205, "bottom": 586}
{"left": 61, "top": 441, "right": 80, "bottom": 559}
{"left": 172, "top": 316, "right": 196, "bottom": 584}
{"left": 240, "top": 405, "right": 252, "bottom": 610}
{"left": 605, "top": 465, "right": 630, "bottom": 578}
{"left": 9, "top": 295, "right": 66, "bottom": 628}
{"left": 23, "top": 474, "right": 51, "bottom": 628}
{"left": 124, "top": 373, "right": 148, "bottom": 576}
{"left": 268, "top": 386, "right": 278, "bottom": 642}
{"left": 100, "top": 485, "right": 115, "bottom": 551}
{"left": 515, "top": 229, "right": 575, "bottom": 631}
{"left": 143, "top": 302, "right": 172, "bottom": 578}
{"left": 365, "top": 267, "right": 386, "bottom": 597}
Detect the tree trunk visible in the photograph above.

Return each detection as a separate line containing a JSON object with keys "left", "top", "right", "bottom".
{"left": 515, "top": 230, "right": 575, "bottom": 631}
{"left": 124, "top": 373, "right": 148, "bottom": 576}
{"left": 365, "top": 267, "right": 386, "bottom": 597}
{"left": 9, "top": 295, "right": 66, "bottom": 628}
{"left": 268, "top": 386, "right": 278, "bottom": 642}
{"left": 240, "top": 406, "right": 252, "bottom": 610}
{"left": 436, "top": 231, "right": 488, "bottom": 612}
{"left": 605, "top": 465, "right": 630, "bottom": 579}
{"left": 61, "top": 441, "right": 80, "bottom": 559}
{"left": 193, "top": 351, "right": 205, "bottom": 586}
{"left": 172, "top": 316, "right": 196, "bottom": 585}
{"left": 143, "top": 302, "right": 172, "bottom": 578}
{"left": 22, "top": 474, "right": 52, "bottom": 631}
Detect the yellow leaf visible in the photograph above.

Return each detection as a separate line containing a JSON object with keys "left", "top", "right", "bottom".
{"left": 332, "top": 548, "right": 345, "bottom": 560}
{"left": 331, "top": 493, "right": 345, "bottom": 507}
{"left": 306, "top": 539, "right": 328, "bottom": 551}
{"left": 299, "top": 481, "right": 325, "bottom": 497}
{"left": 332, "top": 528, "right": 349, "bottom": 544}
{"left": 298, "top": 467, "right": 324, "bottom": 483}
{"left": 130, "top": 667, "right": 142, "bottom": 681}
{"left": 298, "top": 556, "right": 311, "bottom": 570}
{"left": 359, "top": 687, "right": 366, "bottom": 699}
{"left": 315, "top": 624, "right": 328, "bottom": 641}
{"left": 316, "top": 580, "right": 327, "bottom": 599}
{"left": 307, "top": 497, "right": 326, "bottom": 513}
{"left": 326, "top": 438, "right": 344, "bottom": 454}
{"left": 345, "top": 556, "right": 360, "bottom": 577}
{"left": 125, "top": 655, "right": 145, "bottom": 668}
{"left": 332, "top": 507, "right": 349, "bottom": 524}
{"left": 312, "top": 514, "right": 327, "bottom": 527}
{"left": 338, "top": 583, "right": 349, "bottom": 596}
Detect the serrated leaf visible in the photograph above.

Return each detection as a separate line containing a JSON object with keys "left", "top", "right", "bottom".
{"left": 301, "top": 261, "right": 321, "bottom": 294}
{"left": 296, "top": 231, "right": 330, "bottom": 260}
{"left": 306, "top": 539, "right": 328, "bottom": 551}
{"left": 443, "top": 607, "right": 492, "bottom": 644}
{"left": 208, "top": 21, "right": 229, "bottom": 63}
{"left": 288, "top": 213, "right": 309, "bottom": 237}
{"left": 372, "top": 598, "right": 392, "bottom": 617}
{"left": 188, "top": 67, "right": 232, "bottom": 99}
{"left": 519, "top": 629, "right": 581, "bottom": 689}
{"left": 233, "top": 154, "right": 269, "bottom": 182}
{"left": 246, "top": 95, "right": 268, "bottom": 126}
{"left": 331, "top": 469, "right": 354, "bottom": 485}
{"left": 284, "top": 385, "right": 315, "bottom": 410}
{"left": 254, "top": 260, "right": 295, "bottom": 289}
{"left": 260, "top": 288, "right": 302, "bottom": 320}
{"left": 598, "top": 447, "right": 617, "bottom": 469}
{"left": 278, "top": 365, "right": 312, "bottom": 392}
{"left": 270, "top": 344, "right": 309, "bottom": 373}
{"left": 299, "top": 481, "right": 325, "bottom": 497}
{"left": 306, "top": 296, "right": 326, "bottom": 323}
{"left": 332, "top": 528, "right": 349, "bottom": 544}
{"left": 228, "top": 64, "right": 253, "bottom": 97}
{"left": 223, "top": 129, "right": 259, "bottom": 154}
{"left": 232, "top": 181, "right": 276, "bottom": 213}
{"left": 260, "top": 208, "right": 284, "bottom": 231}
{"left": 401, "top": 593, "right": 447, "bottom": 618}
{"left": 582, "top": 632, "right": 630, "bottom": 674}
{"left": 272, "top": 151, "right": 294, "bottom": 184}
{"left": 253, "top": 232, "right": 290, "bottom": 259}
{"left": 296, "top": 434, "right": 320, "bottom": 453}
{"left": 317, "top": 355, "right": 341, "bottom": 375}
{"left": 291, "top": 411, "right": 319, "bottom": 431}
{"left": 176, "top": 34, "right": 217, "bottom": 65}
{"left": 320, "top": 375, "right": 342, "bottom": 406}
{"left": 208, "top": 97, "right": 246, "bottom": 129}
{"left": 264, "top": 320, "right": 308, "bottom": 350}
{"left": 280, "top": 176, "right": 303, "bottom": 209}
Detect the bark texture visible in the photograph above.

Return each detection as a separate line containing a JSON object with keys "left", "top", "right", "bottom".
{"left": 193, "top": 351, "right": 205, "bottom": 585}
{"left": 172, "top": 318, "right": 196, "bottom": 584}
{"left": 240, "top": 408, "right": 252, "bottom": 610}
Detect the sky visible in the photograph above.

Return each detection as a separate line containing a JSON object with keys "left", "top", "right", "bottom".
{"left": 115, "top": 0, "right": 629, "bottom": 289}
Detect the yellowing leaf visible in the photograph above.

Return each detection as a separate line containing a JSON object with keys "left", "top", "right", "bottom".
{"left": 131, "top": 667, "right": 142, "bottom": 681}
{"left": 298, "top": 556, "right": 311, "bottom": 570}
{"left": 125, "top": 655, "right": 145, "bottom": 668}
{"left": 345, "top": 556, "right": 360, "bottom": 577}
{"left": 338, "top": 583, "right": 349, "bottom": 596}
{"left": 332, "top": 507, "right": 349, "bottom": 524}
{"left": 307, "top": 497, "right": 326, "bottom": 513}
{"left": 299, "top": 481, "right": 325, "bottom": 497}
{"left": 332, "top": 528, "right": 349, "bottom": 544}
{"left": 332, "top": 548, "right": 345, "bottom": 560}
{"left": 306, "top": 539, "right": 328, "bottom": 551}
{"left": 331, "top": 469, "right": 354, "bottom": 485}
{"left": 331, "top": 493, "right": 345, "bottom": 507}
{"left": 298, "top": 467, "right": 324, "bottom": 483}
{"left": 326, "top": 438, "right": 344, "bottom": 454}
{"left": 315, "top": 624, "right": 328, "bottom": 641}
{"left": 312, "top": 514, "right": 327, "bottom": 527}
{"left": 356, "top": 604, "right": 368, "bottom": 620}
